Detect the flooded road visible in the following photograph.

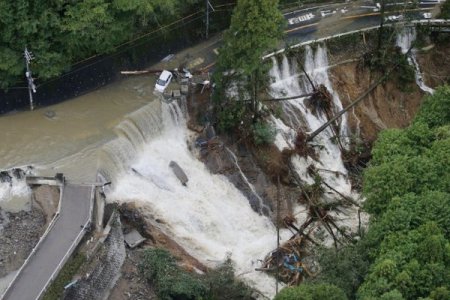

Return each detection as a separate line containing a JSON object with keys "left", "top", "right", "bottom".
{"left": 0, "top": 76, "right": 156, "bottom": 183}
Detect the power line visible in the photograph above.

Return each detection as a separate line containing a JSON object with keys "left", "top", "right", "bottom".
{"left": 36, "top": 13, "right": 207, "bottom": 88}
{"left": 68, "top": 10, "right": 204, "bottom": 69}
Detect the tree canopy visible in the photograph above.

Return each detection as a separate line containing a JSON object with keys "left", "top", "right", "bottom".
{"left": 217, "top": 0, "right": 285, "bottom": 77}
{"left": 0, "top": 0, "right": 202, "bottom": 88}
{"left": 213, "top": 0, "right": 285, "bottom": 133}
{"left": 303, "top": 85, "right": 450, "bottom": 300}
{"left": 439, "top": 0, "right": 450, "bottom": 19}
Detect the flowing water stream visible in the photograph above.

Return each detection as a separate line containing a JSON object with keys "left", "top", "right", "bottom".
{"left": 396, "top": 27, "right": 435, "bottom": 94}
{"left": 268, "top": 45, "right": 363, "bottom": 242}
{"left": 269, "top": 45, "right": 353, "bottom": 197}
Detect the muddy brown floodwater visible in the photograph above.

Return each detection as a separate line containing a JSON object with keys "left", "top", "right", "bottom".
{"left": 0, "top": 76, "right": 157, "bottom": 183}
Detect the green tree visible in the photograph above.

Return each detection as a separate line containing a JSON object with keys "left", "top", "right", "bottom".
{"left": 214, "top": 0, "right": 285, "bottom": 129}
{"left": 0, "top": 0, "right": 203, "bottom": 88}
{"left": 363, "top": 120, "right": 449, "bottom": 216}
{"left": 439, "top": 0, "right": 450, "bottom": 19}
{"left": 415, "top": 85, "right": 450, "bottom": 129}
{"left": 357, "top": 223, "right": 450, "bottom": 300}
{"left": 274, "top": 283, "right": 348, "bottom": 300}
{"left": 314, "top": 244, "right": 369, "bottom": 298}
{"left": 311, "top": 85, "right": 450, "bottom": 300}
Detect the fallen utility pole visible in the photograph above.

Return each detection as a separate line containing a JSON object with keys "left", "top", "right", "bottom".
{"left": 306, "top": 70, "right": 392, "bottom": 142}
{"left": 120, "top": 69, "right": 165, "bottom": 75}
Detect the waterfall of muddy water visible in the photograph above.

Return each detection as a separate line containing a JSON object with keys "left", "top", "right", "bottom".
{"left": 105, "top": 100, "right": 292, "bottom": 298}
{"left": 0, "top": 76, "right": 155, "bottom": 211}
{"left": 269, "top": 46, "right": 364, "bottom": 244}
{"left": 396, "top": 27, "right": 435, "bottom": 94}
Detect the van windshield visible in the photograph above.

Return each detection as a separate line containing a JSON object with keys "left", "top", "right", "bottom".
{"left": 157, "top": 79, "right": 167, "bottom": 86}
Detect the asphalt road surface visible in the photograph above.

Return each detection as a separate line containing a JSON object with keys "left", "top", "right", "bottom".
{"left": 2, "top": 184, "right": 92, "bottom": 300}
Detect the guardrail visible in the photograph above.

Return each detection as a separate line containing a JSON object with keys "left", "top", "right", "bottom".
{"left": 1, "top": 182, "right": 95, "bottom": 300}
{"left": 1, "top": 184, "right": 64, "bottom": 300}
{"left": 263, "top": 19, "right": 450, "bottom": 59}
{"left": 35, "top": 186, "right": 95, "bottom": 299}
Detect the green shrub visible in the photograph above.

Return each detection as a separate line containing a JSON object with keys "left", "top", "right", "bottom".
{"left": 439, "top": 0, "right": 450, "bottom": 19}
{"left": 139, "top": 249, "right": 254, "bottom": 300}
{"left": 274, "top": 283, "right": 348, "bottom": 300}
{"left": 415, "top": 85, "right": 450, "bottom": 128}
{"left": 252, "top": 121, "right": 276, "bottom": 145}
{"left": 217, "top": 100, "right": 247, "bottom": 133}
{"left": 43, "top": 253, "right": 86, "bottom": 300}
{"left": 206, "top": 259, "right": 253, "bottom": 300}
{"left": 140, "top": 248, "right": 207, "bottom": 300}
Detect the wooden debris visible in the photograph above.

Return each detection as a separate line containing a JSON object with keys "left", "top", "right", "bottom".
{"left": 258, "top": 234, "right": 315, "bottom": 286}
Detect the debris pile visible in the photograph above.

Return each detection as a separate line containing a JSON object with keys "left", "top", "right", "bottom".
{"left": 259, "top": 233, "right": 314, "bottom": 286}
{"left": 305, "top": 84, "right": 333, "bottom": 116}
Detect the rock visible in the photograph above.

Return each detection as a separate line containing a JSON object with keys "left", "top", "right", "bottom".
{"left": 44, "top": 110, "right": 56, "bottom": 119}
{"left": 187, "top": 121, "right": 204, "bottom": 133}
{"left": 169, "top": 161, "right": 188, "bottom": 186}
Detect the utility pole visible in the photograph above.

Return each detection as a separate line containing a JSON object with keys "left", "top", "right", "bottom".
{"left": 205, "top": 0, "right": 215, "bottom": 39}
{"left": 24, "top": 47, "right": 36, "bottom": 110}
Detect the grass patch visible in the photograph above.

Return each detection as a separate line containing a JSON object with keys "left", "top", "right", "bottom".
{"left": 42, "top": 253, "right": 86, "bottom": 300}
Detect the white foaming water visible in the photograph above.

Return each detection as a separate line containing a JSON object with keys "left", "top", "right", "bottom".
{"left": 269, "top": 46, "right": 352, "bottom": 197}
{"left": 104, "top": 100, "right": 288, "bottom": 298}
{"left": 0, "top": 173, "right": 32, "bottom": 212}
{"left": 396, "top": 27, "right": 435, "bottom": 94}
{"left": 396, "top": 27, "right": 416, "bottom": 54}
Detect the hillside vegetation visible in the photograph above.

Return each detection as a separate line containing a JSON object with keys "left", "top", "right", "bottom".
{"left": 0, "top": 0, "right": 204, "bottom": 88}
{"left": 278, "top": 86, "right": 450, "bottom": 300}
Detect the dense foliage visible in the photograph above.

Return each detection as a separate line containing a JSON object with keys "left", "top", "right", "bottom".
{"left": 278, "top": 86, "right": 450, "bottom": 299}
{"left": 274, "top": 283, "right": 348, "bottom": 300}
{"left": 139, "top": 248, "right": 253, "bottom": 300}
{"left": 439, "top": 0, "right": 450, "bottom": 19}
{"left": 0, "top": 0, "right": 202, "bottom": 88}
{"left": 213, "top": 0, "right": 285, "bottom": 133}
{"left": 357, "top": 86, "right": 450, "bottom": 299}
{"left": 0, "top": 0, "right": 308, "bottom": 90}
{"left": 42, "top": 253, "right": 86, "bottom": 300}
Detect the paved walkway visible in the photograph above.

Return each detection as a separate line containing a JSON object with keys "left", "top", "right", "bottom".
{"left": 2, "top": 184, "right": 93, "bottom": 300}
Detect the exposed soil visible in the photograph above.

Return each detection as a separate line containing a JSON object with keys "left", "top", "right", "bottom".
{"left": 329, "top": 62, "right": 424, "bottom": 143}
{"left": 416, "top": 40, "right": 450, "bottom": 87}
{"left": 33, "top": 185, "right": 60, "bottom": 225}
